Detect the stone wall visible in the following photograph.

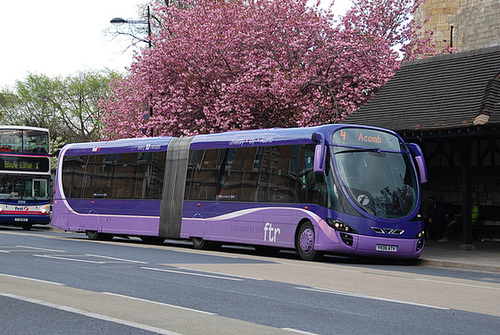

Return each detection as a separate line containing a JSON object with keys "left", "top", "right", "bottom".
{"left": 416, "top": 0, "right": 500, "bottom": 51}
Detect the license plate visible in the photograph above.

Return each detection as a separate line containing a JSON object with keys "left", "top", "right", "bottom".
{"left": 376, "top": 244, "right": 398, "bottom": 252}
{"left": 15, "top": 218, "right": 29, "bottom": 222}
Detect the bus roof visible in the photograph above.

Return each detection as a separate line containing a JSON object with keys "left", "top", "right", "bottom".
{"left": 62, "top": 124, "right": 399, "bottom": 155}
{"left": 0, "top": 125, "right": 50, "bottom": 133}
{"left": 63, "top": 136, "right": 173, "bottom": 155}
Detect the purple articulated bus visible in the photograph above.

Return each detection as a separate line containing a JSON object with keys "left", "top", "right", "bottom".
{"left": 52, "top": 124, "right": 428, "bottom": 260}
{"left": 0, "top": 126, "right": 52, "bottom": 230}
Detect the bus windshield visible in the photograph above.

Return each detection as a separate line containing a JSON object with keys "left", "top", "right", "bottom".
{"left": 332, "top": 130, "right": 418, "bottom": 219}
{"left": 0, "top": 175, "right": 50, "bottom": 201}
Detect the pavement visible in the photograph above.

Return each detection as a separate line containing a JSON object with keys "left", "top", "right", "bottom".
{"left": 419, "top": 239, "right": 500, "bottom": 273}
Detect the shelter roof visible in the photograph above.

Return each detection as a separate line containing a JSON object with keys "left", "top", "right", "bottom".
{"left": 342, "top": 46, "right": 500, "bottom": 133}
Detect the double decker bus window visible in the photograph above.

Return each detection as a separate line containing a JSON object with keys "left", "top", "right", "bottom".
{"left": 0, "top": 129, "right": 22, "bottom": 152}
{"left": 23, "top": 130, "right": 49, "bottom": 153}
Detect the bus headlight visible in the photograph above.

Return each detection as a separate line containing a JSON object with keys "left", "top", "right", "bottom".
{"left": 415, "top": 230, "right": 425, "bottom": 251}
{"left": 326, "top": 218, "right": 358, "bottom": 233}
{"left": 39, "top": 206, "right": 48, "bottom": 214}
{"left": 415, "top": 230, "right": 425, "bottom": 239}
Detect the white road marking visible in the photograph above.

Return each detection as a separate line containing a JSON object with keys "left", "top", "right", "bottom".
{"left": 102, "top": 292, "right": 217, "bottom": 316}
{"left": 84, "top": 254, "right": 148, "bottom": 264}
{"left": 141, "top": 266, "right": 243, "bottom": 281}
{"left": 1, "top": 245, "right": 65, "bottom": 253}
{"left": 281, "top": 328, "right": 319, "bottom": 335}
{"left": 33, "top": 254, "right": 105, "bottom": 264}
{"left": 414, "top": 278, "right": 500, "bottom": 291}
{"left": 0, "top": 273, "right": 65, "bottom": 286}
{"left": 174, "top": 266, "right": 265, "bottom": 281}
{"left": 0, "top": 291, "right": 183, "bottom": 335}
{"left": 32, "top": 253, "right": 148, "bottom": 264}
{"left": 16, "top": 245, "right": 66, "bottom": 252}
{"left": 296, "top": 287, "right": 450, "bottom": 310}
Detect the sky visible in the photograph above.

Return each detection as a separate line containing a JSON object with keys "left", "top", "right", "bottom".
{"left": 0, "top": 0, "right": 351, "bottom": 89}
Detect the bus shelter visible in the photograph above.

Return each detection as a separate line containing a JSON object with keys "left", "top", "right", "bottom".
{"left": 343, "top": 46, "right": 500, "bottom": 247}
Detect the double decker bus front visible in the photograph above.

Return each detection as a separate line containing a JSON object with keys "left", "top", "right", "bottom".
{"left": 0, "top": 175, "right": 51, "bottom": 227}
{"left": 0, "top": 126, "right": 51, "bottom": 229}
{"left": 325, "top": 127, "right": 424, "bottom": 258}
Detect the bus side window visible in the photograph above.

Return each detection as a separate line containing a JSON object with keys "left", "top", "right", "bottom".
{"left": 62, "top": 155, "right": 91, "bottom": 199}
{"left": 241, "top": 147, "right": 258, "bottom": 202}
{"left": 82, "top": 155, "right": 100, "bottom": 198}
{"left": 142, "top": 151, "right": 165, "bottom": 199}
{"left": 268, "top": 145, "right": 296, "bottom": 203}
{"left": 113, "top": 153, "right": 136, "bottom": 199}
{"left": 298, "top": 144, "right": 326, "bottom": 206}
{"left": 185, "top": 149, "right": 218, "bottom": 201}
{"left": 218, "top": 148, "right": 244, "bottom": 201}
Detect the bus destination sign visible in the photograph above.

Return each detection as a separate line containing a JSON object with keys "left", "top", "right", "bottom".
{"left": 0, "top": 156, "right": 50, "bottom": 173}
{"left": 333, "top": 128, "right": 402, "bottom": 151}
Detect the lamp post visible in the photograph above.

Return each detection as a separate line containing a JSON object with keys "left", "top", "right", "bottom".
{"left": 111, "top": 6, "right": 153, "bottom": 135}
{"left": 110, "top": 6, "right": 151, "bottom": 48}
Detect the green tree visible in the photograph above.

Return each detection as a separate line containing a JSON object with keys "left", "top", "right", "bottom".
{"left": 1, "top": 74, "right": 61, "bottom": 134}
{"left": 0, "top": 69, "right": 120, "bottom": 142}
{"left": 50, "top": 136, "right": 66, "bottom": 171}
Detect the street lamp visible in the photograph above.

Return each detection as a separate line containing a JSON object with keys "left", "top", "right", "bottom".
{"left": 110, "top": 6, "right": 152, "bottom": 48}
{"left": 110, "top": 6, "right": 153, "bottom": 134}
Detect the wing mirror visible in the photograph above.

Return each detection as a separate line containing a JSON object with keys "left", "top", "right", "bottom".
{"left": 408, "top": 143, "right": 428, "bottom": 184}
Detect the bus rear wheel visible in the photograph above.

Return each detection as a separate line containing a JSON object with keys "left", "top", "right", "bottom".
{"left": 296, "top": 221, "right": 319, "bottom": 261}
{"left": 86, "top": 230, "right": 99, "bottom": 240}
{"left": 191, "top": 237, "right": 207, "bottom": 250}
{"left": 85, "top": 230, "right": 113, "bottom": 241}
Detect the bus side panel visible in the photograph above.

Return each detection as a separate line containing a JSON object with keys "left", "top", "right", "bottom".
{"left": 52, "top": 198, "right": 162, "bottom": 236}
{"left": 51, "top": 198, "right": 71, "bottom": 231}
{"left": 181, "top": 203, "right": 326, "bottom": 249}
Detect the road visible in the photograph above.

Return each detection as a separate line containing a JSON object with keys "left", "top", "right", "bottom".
{"left": 1, "top": 226, "right": 499, "bottom": 335}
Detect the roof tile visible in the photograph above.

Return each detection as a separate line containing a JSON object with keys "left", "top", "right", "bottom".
{"left": 343, "top": 46, "right": 500, "bottom": 131}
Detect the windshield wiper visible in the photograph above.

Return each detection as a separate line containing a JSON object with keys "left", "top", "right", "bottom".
{"left": 335, "top": 148, "right": 382, "bottom": 154}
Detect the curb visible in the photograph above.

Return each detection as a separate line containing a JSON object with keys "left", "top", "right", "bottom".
{"left": 419, "top": 258, "right": 500, "bottom": 273}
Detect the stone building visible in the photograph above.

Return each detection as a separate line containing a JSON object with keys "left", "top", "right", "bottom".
{"left": 415, "top": 0, "right": 500, "bottom": 52}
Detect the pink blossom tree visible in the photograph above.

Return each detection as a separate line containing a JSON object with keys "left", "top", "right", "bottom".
{"left": 100, "top": 0, "right": 437, "bottom": 139}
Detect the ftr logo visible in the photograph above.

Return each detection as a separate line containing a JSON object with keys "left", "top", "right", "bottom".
{"left": 357, "top": 194, "right": 370, "bottom": 206}
{"left": 263, "top": 222, "right": 281, "bottom": 242}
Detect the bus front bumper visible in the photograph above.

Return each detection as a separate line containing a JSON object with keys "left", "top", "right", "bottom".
{"left": 0, "top": 214, "right": 51, "bottom": 225}
{"left": 319, "top": 231, "right": 424, "bottom": 259}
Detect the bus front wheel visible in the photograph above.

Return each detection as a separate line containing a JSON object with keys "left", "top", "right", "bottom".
{"left": 296, "top": 221, "right": 319, "bottom": 261}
